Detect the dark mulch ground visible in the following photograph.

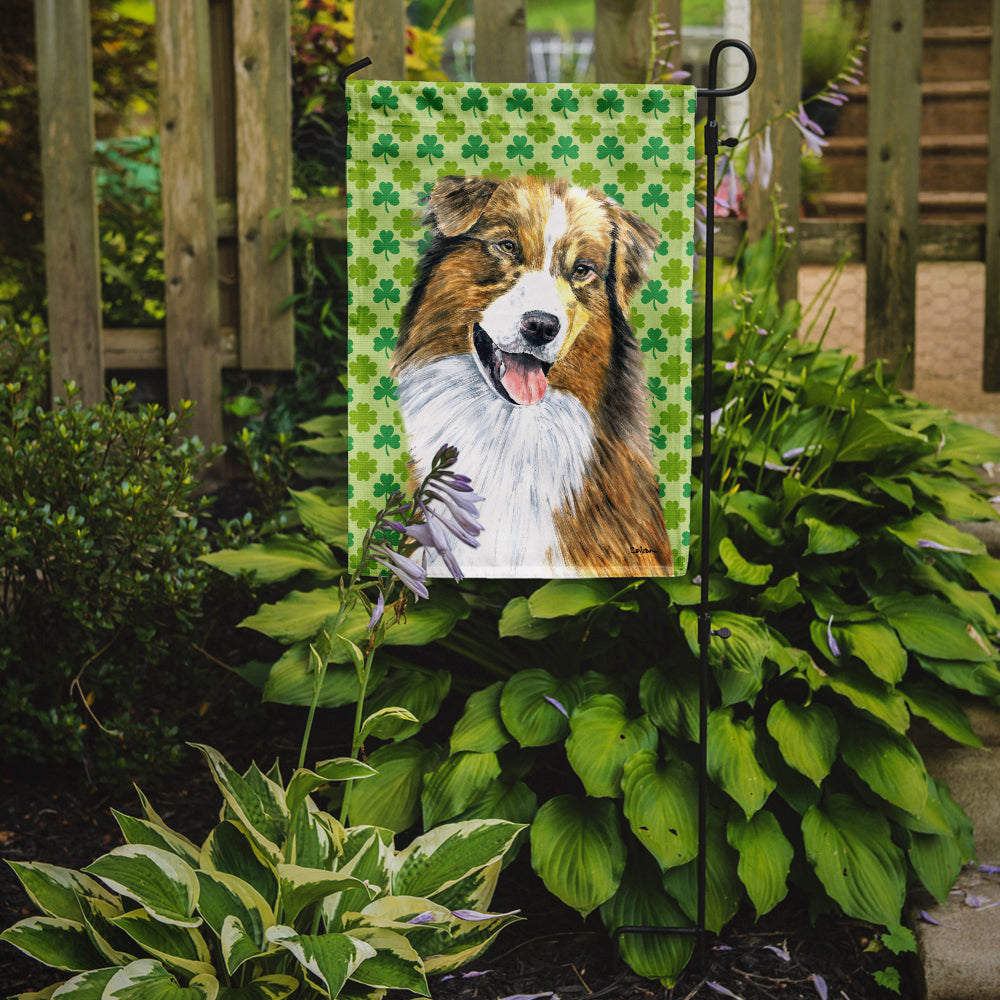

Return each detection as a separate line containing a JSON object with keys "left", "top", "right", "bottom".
{"left": 1, "top": 740, "right": 914, "bottom": 1000}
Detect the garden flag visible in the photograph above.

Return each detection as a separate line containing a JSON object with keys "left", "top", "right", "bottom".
{"left": 346, "top": 80, "right": 696, "bottom": 579}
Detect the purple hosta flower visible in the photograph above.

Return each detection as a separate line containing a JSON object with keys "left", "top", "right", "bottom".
{"left": 407, "top": 911, "right": 438, "bottom": 925}
{"left": 370, "top": 543, "right": 429, "bottom": 600}
{"left": 706, "top": 982, "right": 742, "bottom": 999}
{"left": 715, "top": 156, "right": 741, "bottom": 215}
{"left": 544, "top": 695, "right": 569, "bottom": 718}
{"left": 811, "top": 974, "right": 828, "bottom": 1000}
{"left": 763, "top": 944, "right": 791, "bottom": 962}
{"left": 791, "top": 104, "right": 828, "bottom": 157}
{"left": 917, "top": 538, "right": 973, "bottom": 555}
{"left": 367, "top": 589, "right": 385, "bottom": 631}
{"left": 979, "top": 864, "right": 1000, "bottom": 874}
{"left": 827, "top": 615, "right": 841, "bottom": 657}
{"left": 451, "top": 908, "right": 521, "bottom": 921}
{"left": 746, "top": 125, "right": 774, "bottom": 191}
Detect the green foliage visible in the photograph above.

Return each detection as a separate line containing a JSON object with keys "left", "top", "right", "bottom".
{"left": 1, "top": 744, "right": 524, "bottom": 998}
{"left": 0, "top": 317, "right": 220, "bottom": 783}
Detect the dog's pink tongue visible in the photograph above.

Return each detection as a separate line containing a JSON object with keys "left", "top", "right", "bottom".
{"left": 500, "top": 352, "right": 547, "bottom": 405}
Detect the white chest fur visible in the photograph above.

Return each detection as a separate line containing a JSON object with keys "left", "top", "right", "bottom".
{"left": 396, "top": 355, "right": 595, "bottom": 577}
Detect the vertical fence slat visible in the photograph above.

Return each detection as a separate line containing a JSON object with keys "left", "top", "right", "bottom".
{"left": 233, "top": 0, "right": 294, "bottom": 370}
{"left": 983, "top": 0, "right": 1000, "bottom": 390}
{"left": 865, "top": 0, "right": 923, "bottom": 389}
{"left": 746, "top": 0, "right": 801, "bottom": 304}
{"left": 354, "top": 0, "right": 406, "bottom": 80}
{"left": 157, "top": 0, "right": 222, "bottom": 445}
{"left": 474, "top": 0, "right": 526, "bottom": 82}
{"left": 594, "top": 0, "right": 660, "bottom": 84}
{"left": 34, "top": 0, "right": 103, "bottom": 405}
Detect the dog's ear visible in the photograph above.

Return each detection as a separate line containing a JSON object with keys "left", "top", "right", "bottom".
{"left": 423, "top": 175, "right": 499, "bottom": 236}
{"left": 608, "top": 206, "right": 661, "bottom": 307}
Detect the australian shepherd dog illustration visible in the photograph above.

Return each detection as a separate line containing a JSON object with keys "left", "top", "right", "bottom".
{"left": 390, "top": 174, "right": 674, "bottom": 577}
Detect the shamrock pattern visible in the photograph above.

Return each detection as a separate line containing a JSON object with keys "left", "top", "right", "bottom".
{"left": 346, "top": 80, "right": 697, "bottom": 575}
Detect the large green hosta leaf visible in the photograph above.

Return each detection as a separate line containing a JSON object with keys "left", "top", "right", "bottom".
{"left": 621, "top": 752, "right": 699, "bottom": 871}
{"left": 838, "top": 718, "right": 929, "bottom": 817}
{"left": 530, "top": 795, "right": 626, "bottom": 917}
{"left": 527, "top": 579, "right": 620, "bottom": 617}
{"left": 765, "top": 700, "right": 838, "bottom": 786}
{"left": 874, "top": 593, "right": 996, "bottom": 662}
{"left": 680, "top": 610, "right": 770, "bottom": 706}
{"left": 727, "top": 811, "right": 793, "bottom": 918}
{"left": 886, "top": 511, "right": 985, "bottom": 557}
{"left": 346, "top": 740, "right": 442, "bottom": 832}
{"left": 421, "top": 751, "right": 502, "bottom": 828}
{"left": 900, "top": 680, "right": 982, "bottom": 748}
{"left": 450, "top": 681, "right": 511, "bottom": 754}
{"left": 362, "top": 666, "right": 451, "bottom": 741}
{"left": 499, "top": 670, "right": 585, "bottom": 747}
{"left": 600, "top": 853, "right": 694, "bottom": 987}
{"left": 707, "top": 708, "right": 775, "bottom": 818}
{"left": 802, "top": 793, "right": 906, "bottom": 926}
{"left": 831, "top": 621, "right": 907, "bottom": 684}
{"left": 639, "top": 663, "right": 699, "bottom": 743}
{"left": 566, "top": 695, "right": 658, "bottom": 798}
{"left": 200, "top": 535, "right": 341, "bottom": 584}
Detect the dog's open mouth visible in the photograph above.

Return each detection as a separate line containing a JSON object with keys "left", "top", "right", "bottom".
{"left": 473, "top": 324, "right": 552, "bottom": 406}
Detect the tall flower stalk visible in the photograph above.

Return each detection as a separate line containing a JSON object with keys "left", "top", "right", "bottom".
{"left": 293, "top": 445, "right": 483, "bottom": 822}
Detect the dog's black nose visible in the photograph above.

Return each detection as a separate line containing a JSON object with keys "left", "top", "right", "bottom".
{"left": 520, "top": 310, "right": 561, "bottom": 346}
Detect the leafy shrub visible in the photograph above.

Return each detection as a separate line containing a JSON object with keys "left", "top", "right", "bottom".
{"left": 1, "top": 743, "right": 524, "bottom": 998}
{"left": 0, "top": 317, "right": 219, "bottom": 782}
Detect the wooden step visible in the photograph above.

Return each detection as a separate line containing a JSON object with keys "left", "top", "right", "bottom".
{"left": 822, "top": 134, "right": 989, "bottom": 193}
{"left": 833, "top": 80, "right": 991, "bottom": 138}
{"left": 813, "top": 190, "right": 987, "bottom": 222}
{"left": 922, "top": 25, "right": 993, "bottom": 82}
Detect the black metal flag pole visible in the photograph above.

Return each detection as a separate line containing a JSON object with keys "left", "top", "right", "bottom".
{"left": 340, "top": 42, "right": 758, "bottom": 974}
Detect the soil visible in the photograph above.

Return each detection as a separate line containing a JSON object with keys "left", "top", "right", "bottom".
{"left": 0, "top": 738, "right": 913, "bottom": 1000}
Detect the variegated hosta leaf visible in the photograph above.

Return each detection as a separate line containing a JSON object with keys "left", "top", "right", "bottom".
{"left": 112, "top": 810, "right": 201, "bottom": 868}
{"left": 599, "top": 853, "right": 694, "bottom": 987}
{"left": 83, "top": 846, "right": 200, "bottom": 928}
{"left": 4, "top": 861, "right": 117, "bottom": 922}
{"left": 706, "top": 707, "right": 776, "bottom": 819}
{"left": 191, "top": 745, "right": 287, "bottom": 863}
{"left": 288, "top": 802, "right": 344, "bottom": 870}
{"left": 47, "top": 965, "right": 118, "bottom": 997}
{"left": 621, "top": 751, "right": 699, "bottom": 871}
{"left": 323, "top": 829, "right": 393, "bottom": 931}
{"left": 345, "top": 926, "right": 429, "bottom": 995}
{"left": 195, "top": 870, "right": 274, "bottom": 973}
{"left": 529, "top": 795, "right": 626, "bottom": 917}
{"left": 276, "top": 864, "right": 375, "bottom": 925}
{"left": 426, "top": 859, "right": 501, "bottom": 915}
{"left": 265, "top": 925, "right": 376, "bottom": 998}
{"left": 110, "top": 908, "right": 214, "bottom": 978}
{"left": 219, "top": 915, "right": 269, "bottom": 979}
{"left": 102, "top": 958, "right": 218, "bottom": 999}
{"left": 802, "top": 793, "right": 906, "bottom": 926}
{"left": 421, "top": 907, "right": 522, "bottom": 975}
{"left": 391, "top": 820, "right": 524, "bottom": 900}
{"left": 285, "top": 760, "right": 377, "bottom": 823}
{"left": 77, "top": 894, "right": 135, "bottom": 966}
{"left": 200, "top": 822, "right": 278, "bottom": 910}
{"left": 214, "top": 974, "right": 299, "bottom": 999}
{"left": 765, "top": 700, "right": 838, "bottom": 786}
{"left": 726, "top": 810, "right": 793, "bottom": 918}
{"left": 566, "top": 695, "right": 658, "bottom": 799}
{"left": 0, "top": 916, "right": 107, "bottom": 972}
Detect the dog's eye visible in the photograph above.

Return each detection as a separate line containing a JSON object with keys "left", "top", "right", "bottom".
{"left": 572, "top": 262, "right": 596, "bottom": 280}
{"left": 495, "top": 239, "right": 517, "bottom": 256}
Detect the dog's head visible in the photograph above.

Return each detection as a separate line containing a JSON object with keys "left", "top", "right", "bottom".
{"left": 392, "top": 174, "right": 659, "bottom": 409}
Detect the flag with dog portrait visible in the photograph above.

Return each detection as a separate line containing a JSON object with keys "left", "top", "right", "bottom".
{"left": 346, "top": 80, "right": 696, "bottom": 579}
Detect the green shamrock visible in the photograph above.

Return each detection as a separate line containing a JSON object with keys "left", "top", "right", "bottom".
{"left": 602, "top": 183, "right": 623, "bottom": 203}
{"left": 481, "top": 114, "right": 511, "bottom": 141}
{"left": 393, "top": 256, "right": 416, "bottom": 285}
{"left": 661, "top": 500, "right": 684, "bottom": 530}
{"left": 663, "top": 209, "right": 692, "bottom": 240}
{"left": 641, "top": 183, "right": 670, "bottom": 214}
{"left": 649, "top": 427, "right": 667, "bottom": 451}
{"left": 641, "top": 279, "right": 669, "bottom": 306}
{"left": 392, "top": 209, "right": 421, "bottom": 239}
{"left": 391, "top": 112, "right": 421, "bottom": 141}
{"left": 661, "top": 258, "right": 691, "bottom": 288}
{"left": 352, "top": 499, "right": 379, "bottom": 532}
{"left": 659, "top": 403, "right": 686, "bottom": 433}
{"left": 595, "top": 136, "right": 625, "bottom": 163}
{"left": 571, "top": 114, "right": 601, "bottom": 143}
{"left": 392, "top": 160, "right": 422, "bottom": 190}
{"left": 552, "top": 136, "right": 579, "bottom": 165}
{"left": 526, "top": 161, "right": 556, "bottom": 181}
{"left": 374, "top": 424, "right": 401, "bottom": 454}
{"left": 461, "top": 88, "right": 488, "bottom": 117}
{"left": 348, "top": 257, "right": 377, "bottom": 286}
{"left": 371, "top": 85, "right": 398, "bottom": 115}
{"left": 373, "top": 472, "right": 401, "bottom": 499}
{"left": 350, "top": 401, "right": 378, "bottom": 433}
{"left": 507, "top": 135, "right": 534, "bottom": 165}
{"left": 350, "top": 112, "right": 376, "bottom": 141}
{"left": 372, "top": 181, "right": 400, "bottom": 211}
{"left": 642, "top": 136, "right": 668, "bottom": 166}
{"left": 393, "top": 454, "right": 411, "bottom": 479}
{"left": 461, "top": 135, "right": 490, "bottom": 164}
{"left": 349, "top": 353, "right": 378, "bottom": 384}
{"left": 659, "top": 452, "right": 688, "bottom": 481}
{"left": 551, "top": 89, "right": 579, "bottom": 117}
{"left": 660, "top": 355, "right": 690, "bottom": 385}
{"left": 617, "top": 114, "right": 646, "bottom": 143}
{"left": 415, "top": 87, "right": 444, "bottom": 113}
{"left": 371, "top": 134, "right": 399, "bottom": 163}
{"left": 373, "top": 376, "right": 399, "bottom": 405}
{"left": 663, "top": 161, "right": 692, "bottom": 191}
{"left": 616, "top": 162, "right": 646, "bottom": 191}
{"left": 416, "top": 134, "right": 445, "bottom": 163}
{"left": 647, "top": 376, "right": 667, "bottom": 402}
{"left": 596, "top": 88, "right": 624, "bottom": 117}
{"left": 641, "top": 327, "right": 668, "bottom": 357}
{"left": 373, "top": 328, "right": 396, "bottom": 356}
{"left": 436, "top": 113, "right": 466, "bottom": 141}
{"left": 642, "top": 91, "right": 669, "bottom": 118}
{"left": 349, "top": 207, "right": 378, "bottom": 238}
{"left": 350, "top": 306, "right": 378, "bottom": 337}
{"left": 663, "top": 114, "right": 692, "bottom": 144}
{"left": 525, "top": 114, "right": 555, "bottom": 142}
{"left": 372, "top": 230, "right": 400, "bottom": 259}
{"left": 663, "top": 305, "right": 690, "bottom": 334}
{"left": 372, "top": 278, "right": 400, "bottom": 305}
{"left": 571, "top": 162, "right": 602, "bottom": 187}
{"left": 506, "top": 88, "right": 533, "bottom": 118}
{"left": 349, "top": 451, "right": 378, "bottom": 482}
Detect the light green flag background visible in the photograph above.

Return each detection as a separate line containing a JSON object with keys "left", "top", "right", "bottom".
{"left": 346, "top": 80, "right": 696, "bottom": 577}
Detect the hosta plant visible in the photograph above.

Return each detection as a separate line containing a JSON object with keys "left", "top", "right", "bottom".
{"left": 1, "top": 744, "right": 523, "bottom": 999}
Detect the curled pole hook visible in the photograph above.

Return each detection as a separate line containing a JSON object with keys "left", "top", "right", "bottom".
{"left": 698, "top": 38, "right": 757, "bottom": 100}
{"left": 337, "top": 56, "right": 373, "bottom": 91}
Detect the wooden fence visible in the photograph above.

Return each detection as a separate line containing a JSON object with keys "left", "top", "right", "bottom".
{"left": 33, "top": 0, "right": 1000, "bottom": 445}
